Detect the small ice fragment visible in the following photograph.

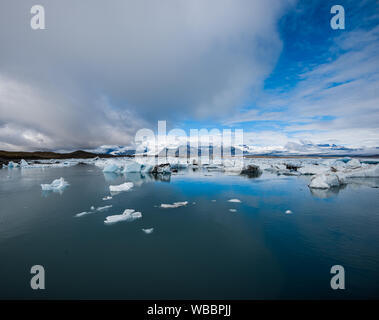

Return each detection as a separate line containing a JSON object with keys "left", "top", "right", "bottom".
{"left": 109, "top": 182, "right": 134, "bottom": 192}
{"left": 96, "top": 205, "right": 112, "bottom": 211}
{"left": 160, "top": 201, "right": 188, "bottom": 208}
{"left": 211, "top": 200, "right": 216, "bottom": 202}
{"left": 90, "top": 206, "right": 95, "bottom": 210}
{"left": 75, "top": 211, "right": 92, "bottom": 218}
{"left": 229, "top": 209, "right": 237, "bottom": 212}
{"left": 41, "top": 177, "right": 69, "bottom": 191}
{"left": 285, "top": 210, "right": 293, "bottom": 214}
{"left": 142, "top": 228, "right": 154, "bottom": 234}
{"left": 102, "top": 196, "right": 112, "bottom": 200}
{"left": 104, "top": 209, "right": 142, "bottom": 224}
{"left": 228, "top": 199, "right": 241, "bottom": 203}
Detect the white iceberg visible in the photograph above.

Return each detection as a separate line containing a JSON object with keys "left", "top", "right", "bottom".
{"left": 103, "top": 163, "right": 120, "bottom": 173}
{"left": 19, "top": 159, "right": 29, "bottom": 167}
{"left": 142, "top": 228, "right": 154, "bottom": 234}
{"left": 160, "top": 201, "right": 188, "bottom": 208}
{"left": 285, "top": 210, "right": 293, "bottom": 214}
{"left": 228, "top": 199, "right": 241, "bottom": 203}
{"left": 102, "top": 196, "right": 112, "bottom": 200}
{"left": 309, "top": 173, "right": 341, "bottom": 189}
{"left": 7, "top": 161, "right": 18, "bottom": 168}
{"left": 109, "top": 182, "right": 134, "bottom": 192}
{"left": 123, "top": 161, "right": 142, "bottom": 173}
{"left": 346, "top": 158, "right": 361, "bottom": 169}
{"left": 341, "top": 164, "right": 379, "bottom": 178}
{"left": 41, "top": 177, "right": 69, "bottom": 191}
{"left": 104, "top": 209, "right": 142, "bottom": 224}
{"left": 229, "top": 209, "right": 237, "bottom": 212}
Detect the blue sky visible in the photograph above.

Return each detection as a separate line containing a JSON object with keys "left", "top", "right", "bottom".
{"left": 0, "top": 0, "right": 378, "bottom": 152}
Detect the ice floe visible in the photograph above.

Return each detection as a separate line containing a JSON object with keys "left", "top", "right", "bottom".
{"left": 75, "top": 211, "right": 92, "bottom": 217}
{"left": 309, "top": 173, "right": 342, "bottom": 189}
{"left": 229, "top": 209, "right": 237, "bottom": 212}
{"left": 109, "top": 182, "right": 134, "bottom": 192}
{"left": 142, "top": 228, "right": 154, "bottom": 234}
{"left": 104, "top": 209, "right": 142, "bottom": 224}
{"left": 96, "top": 205, "right": 112, "bottom": 211}
{"left": 102, "top": 196, "right": 112, "bottom": 200}
{"left": 228, "top": 199, "right": 241, "bottom": 203}
{"left": 41, "top": 177, "right": 69, "bottom": 191}
{"left": 285, "top": 210, "right": 293, "bottom": 214}
{"left": 160, "top": 201, "right": 188, "bottom": 208}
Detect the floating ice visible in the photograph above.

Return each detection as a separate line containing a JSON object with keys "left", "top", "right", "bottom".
{"left": 102, "top": 196, "right": 112, "bottom": 200}
{"left": 309, "top": 173, "right": 341, "bottom": 189}
{"left": 109, "top": 182, "right": 134, "bottom": 192}
{"left": 75, "top": 211, "right": 92, "bottom": 218}
{"left": 90, "top": 206, "right": 95, "bottom": 210}
{"left": 19, "top": 159, "right": 29, "bottom": 167}
{"left": 160, "top": 201, "right": 188, "bottom": 208}
{"left": 341, "top": 164, "right": 379, "bottom": 178}
{"left": 228, "top": 199, "right": 241, "bottom": 203}
{"left": 142, "top": 228, "right": 154, "bottom": 234}
{"left": 96, "top": 205, "right": 112, "bottom": 211}
{"left": 346, "top": 158, "right": 361, "bottom": 169}
{"left": 229, "top": 209, "right": 237, "bottom": 212}
{"left": 104, "top": 209, "right": 142, "bottom": 224}
{"left": 103, "top": 163, "right": 120, "bottom": 173}
{"left": 41, "top": 177, "right": 69, "bottom": 191}
{"left": 285, "top": 210, "right": 293, "bottom": 214}
{"left": 7, "top": 161, "right": 17, "bottom": 168}
{"left": 123, "top": 161, "right": 142, "bottom": 173}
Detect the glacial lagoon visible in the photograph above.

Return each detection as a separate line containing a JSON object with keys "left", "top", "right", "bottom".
{"left": 1, "top": 159, "right": 379, "bottom": 299}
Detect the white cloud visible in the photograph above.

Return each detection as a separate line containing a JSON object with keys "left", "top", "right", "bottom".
{"left": 0, "top": 0, "right": 293, "bottom": 150}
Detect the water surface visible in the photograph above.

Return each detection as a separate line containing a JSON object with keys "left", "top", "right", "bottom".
{"left": 0, "top": 165, "right": 379, "bottom": 299}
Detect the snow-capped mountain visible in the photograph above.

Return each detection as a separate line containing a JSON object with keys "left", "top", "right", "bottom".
{"left": 88, "top": 141, "right": 379, "bottom": 157}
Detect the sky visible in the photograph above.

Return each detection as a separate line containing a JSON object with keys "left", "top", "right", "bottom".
{"left": 0, "top": 0, "right": 378, "bottom": 153}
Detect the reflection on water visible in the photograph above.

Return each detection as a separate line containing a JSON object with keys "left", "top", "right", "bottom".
{"left": 0, "top": 164, "right": 379, "bottom": 299}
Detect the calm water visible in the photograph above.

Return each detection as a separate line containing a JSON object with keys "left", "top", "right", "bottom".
{"left": 1, "top": 164, "right": 379, "bottom": 299}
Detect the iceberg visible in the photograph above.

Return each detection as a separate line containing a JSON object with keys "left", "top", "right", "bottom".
{"left": 103, "top": 163, "right": 120, "bottom": 173}
{"left": 309, "top": 173, "right": 341, "bottom": 189}
{"left": 345, "top": 158, "right": 361, "bottom": 169}
{"left": 152, "top": 163, "right": 171, "bottom": 174}
{"left": 109, "top": 182, "right": 134, "bottom": 192}
{"left": 285, "top": 210, "right": 293, "bottom": 214}
{"left": 19, "top": 159, "right": 29, "bottom": 167}
{"left": 123, "top": 161, "right": 142, "bottom": 173}
{"left": 7, "top": 161, "right": 17, "bottom": 168}
{"left": 142, "top": 228, "right": 154, "bottom": 234}
{"left": 341, "top": 164, "right": 379, "bottom": 178}
{"left": 228, "top": 199, "right": 241, "bottom": 203}
{"left": 41, "top": 177, "right": 69, "bottom": 191}
{"left": 104, "top": 209, "right": 142, "bottom": 224}
{"left": 160, "top": 201, "right": 188, "bottom": 208}
{"left": 102, "top": 196, "right": 112, "bottom": 200}
{"left": 229, "top": 209, "right": 237, "bottom": 212}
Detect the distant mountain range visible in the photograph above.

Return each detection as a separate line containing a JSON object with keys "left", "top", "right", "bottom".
{"left": 87, "top": 142, "right": 379, "bottom": 157}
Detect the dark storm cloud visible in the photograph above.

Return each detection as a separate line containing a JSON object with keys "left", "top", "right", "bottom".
{"left": 0, "top": 0, "right": 293, "bottom": 150}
